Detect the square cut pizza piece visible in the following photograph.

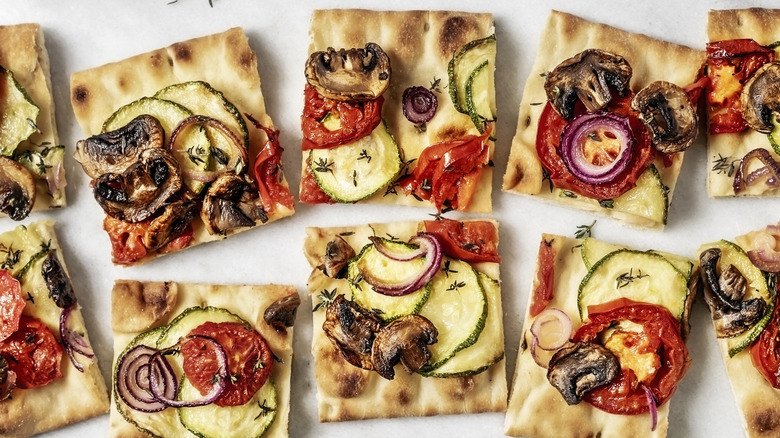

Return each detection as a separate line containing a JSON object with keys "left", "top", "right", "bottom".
{"left": 697, "top": 224, "right": 780, "bottom": 437}
{"left": 70, "top": 27, "right": 294, "bottom": 265}
{"left": 0, "top": 221, "right": 108, "bottom": 438}
{"left": 705, "top": 9, "right": 780, "bottom": 197}
{"left": 0, "top": 24, "right": 67, "bottom": 220}
{"left": 109, "top": 280, "right": 299, "bottom": 438}
{"left": 300, "top": 9, "right": 496, "bottom": 213}
{"left": 501, "top": 11, "right": 705, "bottom": 229}
{"left": 304, "top": 219, "right": 506, "bottom": 421}
{"left": 505, "top": 234, "right": 697, "bottom": 438}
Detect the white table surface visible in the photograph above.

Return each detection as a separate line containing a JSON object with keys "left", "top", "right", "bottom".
{"left": 3, "top": 0, "right": 780, "bottom": 437}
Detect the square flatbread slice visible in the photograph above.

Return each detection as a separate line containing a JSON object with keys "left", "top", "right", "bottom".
{"left": 109, "top": 280, "right": 299, "bottom": 438}
{"left": 0, "top": 221, "right": 108, "bottom": 438}
{"left": 304, "top": 220, "right": 506, "bottom": 421}
{"left": 70, "top": 27, "right": 294, "bottom": 265}
{"left": 505, "top": 234, "right": 696, "bottom": 438}
{"left": 0, "top": 23, "right": 66, "bottom": 217}
{"left": 301, "top": 9, "right": 496, "bottom": 213}
{"left": 501, "top": 11, "right": 704, "bottom": 228}
{"left": 706, "top": 8, "right": 780, "bottom": 197}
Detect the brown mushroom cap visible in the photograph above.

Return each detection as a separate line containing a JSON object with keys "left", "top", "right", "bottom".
{"left": 631, "top": 81, "right": 698, "bottom": 153}
{"left": 322, "top": 294, "right": 383, "bottom": 370}
{"left": 305, "top": 42, "right": 391, "bottom": 102}
{"left": 547, "top": 341, "right": 620, "bottom": 405}
{"left": 321, "top": 236, "right": 356, "bottom": 278}
{"left": 142, "top": 198, "right": 198, "bottom": 251}
{"left": 75, "top": 114, "right": 164, "bottom": 179}
{"left": 41, "top": 250, "right": 76, "bottom": 309}
{"left": 544, "top": 49, "right": 632, "bottom": 120}
{"left": 741, "top": 62, "right": 780, "bottom": 133}
{"left": 0, "top": 156, "right": 35, "bottom": 221}
{"left": 200, "top": 173, "right": 267, "bottom": 235}
{"left": 371, "top": 314, "right": 438, "bottom": 380}
{"left": 264, "top": 293, "right": 302, "bottom": 334}
{"left": 93, "top": 147, "right": 182, "bottom": 223}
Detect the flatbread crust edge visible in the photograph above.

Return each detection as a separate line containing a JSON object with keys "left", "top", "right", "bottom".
{"left": 69, "top": 27, "right": 294, "bottom": 264}
{"left": 304, "top": 9, "right": 495, "bottom": 213}
{"left": 706, "top": 8, "right": 780, "bottom": 197}
{"left": 501, "top": 10, "right": 704, "bottom": 228}
{"left": 505, "top": 234, "right": 684, "bottom": 438}
{"left": 0, "top": 23, "right": 66, "bottom": 213}
{"left": 0, "top": 221, "right": 108, "bottom": 438}
{"left": 109, "top": 281, "right": 298, "bottom": 438}
{"left": 303, "top": 220, "right": 506, "bottom": 422}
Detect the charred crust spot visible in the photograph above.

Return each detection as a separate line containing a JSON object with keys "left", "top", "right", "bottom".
{"left": 72, "top": 86, "right": 89, "bottom": 105}
{"left": 397, "top": 388, "right": 411, "bottom": 406}
{"left": 525, "top": 115, "right": 532, "bottom": 127}
{"left": 439, "top": 16, "right": 479, "bottom": 58}
{"left": 173, "top": 43, "right": 192, "bottom": 62}
{"left": 434, "top": 125, "right": 469, "bottom": 143}
{"left": 334, "top": 369, "right": 368, "bottom": 399}
{"left": 149, "top": 53, "right": 163, "bottom": 68}
{"left": 751, "top": 407, "right": 780, "bottom": 434}
{"left": 239, "top": 50, "right": 254, "bottom": 72}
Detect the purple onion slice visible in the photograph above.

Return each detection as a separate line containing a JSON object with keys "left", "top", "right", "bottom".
{"left": 116, "top": 344, "right": 169, "bottom": 413}
{"left": 402, "top": 86, "right": 438, "bottom": 124}
{"left": 560, "top": 111, "right": 634, "bottom": 185}
{"left": 60, "top": 305, "right": 95, "bottom": 373}
{"left": 362, "top": 233, "right": 442, "bottom": 296}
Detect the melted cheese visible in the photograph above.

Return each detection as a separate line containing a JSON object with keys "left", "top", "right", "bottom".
{"left": 602, "top": 321, "right": 661, "bottom": 384}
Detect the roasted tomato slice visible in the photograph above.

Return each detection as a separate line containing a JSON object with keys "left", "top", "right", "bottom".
{"left": 573, "top": 298, "right": 690, "bottom": 415}
{"left": 751, "top": 295, "right": 780, "bottom": 388}
{"left": 536, "top": 95, "right": 654, "bottom": 200}
{"left": 422, "top": 219, "right": 499, "bottom": 263}
{"left": 299, "top": 158, "right": 336, "bottom": 204}
{"left": 0, "top": 315, "right": 63, "bottom": 389}
{"left": 0, "top": 270, "right": 24, "bottom": 342}
{"left": 103, "top": 216, "right": 149, "bottom": 265}
{"left": 529, "top": 238, "right": 556, "bottom": 317}
{"left": 181, "top": 321, "right": 274, "bottom": 407}
{"left": 247, "top": 115, "right": 295, "bottom": 214}
{"left": 301, "top": 84, "right": 383, "bottom": 150}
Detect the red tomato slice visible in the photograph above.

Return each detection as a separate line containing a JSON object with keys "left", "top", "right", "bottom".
{"left": 181, "top": 321, "right": 274, "bottom": 407}
{"left": 423, "top": 219, "right": 500, "bottom": 263}
{"left": 247, "top": 116, "right": 295, "bottom": 214}
{"left": 299, "top": 159, "right": 336, "bottom": 204}
{"left": 536, "top": 95, "right": 654, "bottom": 200}
{"left": 573, "top": 299, "right": 689, "bottom": 415}
{"left": 103, "top": 216, "right": 149, "bottom": 265}
{"left": 529, "top": 238, "right": 556, "bottom": 317}
{"left": 0, "top": 270, "right": 24, "bottom": 342}
{"left": 301, "top": 85, "right": 383, "bottom": 150}
{"left": 751, "top": 295, "right": 780, "bottom": 388}
{"left": 0, "top": 315, "right": 63, "bottom": 389}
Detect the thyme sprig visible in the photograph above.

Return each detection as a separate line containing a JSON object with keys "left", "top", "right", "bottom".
{"left": 312, "top": 288, "right": 337, "bottom": 312}
{"left": 447, "top": 280, "right": 467, "bottom": 292}
{"left": 357, "top": 149, "right": 372, "bottom": 163}
{"left": 712, "top": 153, "right": 739, "bottom": 177}
{"left": 0, "top": 244, "right": 22, "bottom": 270}
{"left": 616, "top": 268, "right": 649, "bottom": 289}
{"left": 254, "top": 400, "right": 275, "bottom": 419}
{"left": 574, "top": 220, "right": 596, "bottom": 240}
{"left": 312, "top": 157, "right": 334, "bottom": 174}
{"left": 442, "top": 260, "right": 458, "bottom": 277}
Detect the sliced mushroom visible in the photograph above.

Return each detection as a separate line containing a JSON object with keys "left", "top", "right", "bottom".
{"left": 741, "top": 62, "right": 780, "bottom": 133}
{"left": 305, "top": 42, "right": 391, "bottom": 102}
{"left": 41, "top": 250, "right": 76, "bottom": 309}
{"left": 371, "top": 314, "right": 438, "bottom": 380}
{"left": 322, "top": 294, "right": 383, "bottom": 370}
{"left": 75, "top": 114, "right": 164, "bottom": 178}
{"left": 201, "top": 173, "right": 267, "bottom": 235}
{"left": 93, "top": 147, "right": 182, "bottom": 223}
{"left": 546, "top": 342, "right": 620, "bottom": 405}
{"left": 699, "top": 248, "right": 767, "bottom": 338}
{"left": 631, "top": 81, "right": 698, "bottom": 153}
{"left": 544, "top": 49, "right": 632, "bottom": 120}
{"left": 321, "top": 236, "right": 356, "bottom": 278}
{"left": 264, "top": 293, "right": 302, "bottom": 334}
{"left": 0, "top": 355, "right": 16, "bottom": 401}
{"left": 0, "top": 156, "right": 36, "bottom": 221}
{"left": 142, "top": 198, "right": 198, "bottom": 251}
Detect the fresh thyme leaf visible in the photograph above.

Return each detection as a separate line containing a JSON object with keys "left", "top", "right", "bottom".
{"left": 254, "top": 399, "right": 275, "bottom": 420}
{"left": 530, "top": 102, "right": 543, "bottom": 106}
{"left": 212, "top": 147, "right": 229, "bottom": 166}
{"left": 25, "top": 292, "right": 34, "bottom": 304}
{"left": 712, "top": 153, "right": 738, "bottom": 177}
{"left": 0, "top": 244, "right": 22, "bottom": 270}
{"left": 415, "top": 122, "right": 427, "bottom": 133}
{"left": 446, "top": 280, "right": 467, "bottom": 292}
{"left": 574, "top": 220, "right": 596, "bottom": 240}
{"left": 15, "top": 240, "right": 50, "bottom": 281}
{"left": 26, "top": 118, "right": 38, "bottom": 132}
{"left": 312, "top": 288, "right": 337, "bottom": 312}
{"left": 352, "top": 170, "right": 358, "bottom": 187}
{"left": 615, "top": 268, "right": 650, "bottom": 289}
{"left": 442, "top": 260, "right": 458, "bottom": 277}
{"left": 542, "top": 168, "right": 553, "bottom": 192}
{"left": 187, "top": 145, "right": 207, "bottom": 166}
{"left": 587, "top": 132, "right": 601, "bottom": 142}
{"left": 599, "top": 199, "right": 614, "bottom": 209}
{"left": 560, "top": 190, "right": 577, "bottom": 198}
{"left": 430, "top": 77, "right": 442, "bottom": 93}
{"left": 357, "top": 149, "right": 372, "bottom": 163}
{"left": 312, "top": 157, "right": 334, "bottom": 174}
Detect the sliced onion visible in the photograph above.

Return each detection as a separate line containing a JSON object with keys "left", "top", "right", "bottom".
{"left": 530, "top": 308, "right": 572, "bottom": 351}
{"left": 529, "top": 336, "right": 548, "bottom": 368}
{"left": 169, "top": 115, "right": 248, "bottom": 182}
{"left": 362, "top": 233, "right": 443, "bottom": 296}
{"left": 747, "top": 224, "right": 780, "bottom": 272}
{"left": 60, "top": 305, "right": 95, "bottom": 373}
{"left": 116, "top": 345, "right": 169, "bottom": 413}
{"left": 642, "top": 384, "right": 658, "bottom": 431}
{"left": 733, "top": 148, "right": 780, "bottom": 194}
{"left": 402, "top": 86, "right": 438, "bottom": 124}
{"left": 560, "top": 111, "right": 634, "bottom": 185}
{"left": 46, "top": 160, "right": 65, "bottom": 197}
{"left": 148, "top": 336, "right": 228, "bottom": 408}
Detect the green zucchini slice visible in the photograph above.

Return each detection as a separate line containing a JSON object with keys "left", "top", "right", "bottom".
{"left": 0, "top": 66, "right": 39, "bottom": 156}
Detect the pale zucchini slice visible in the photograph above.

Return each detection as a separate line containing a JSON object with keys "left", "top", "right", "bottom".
{"left": 465, "top": 59, "right": 496, "bottom": 133}
{"left": 178, "top": 377, "right": 277, "bottom": 438}
{"left": 309, "top": 122, "right": 401, "bottom": 203}
{"left": 418, "top": 258, "right": 487, "bottom": 371}
{"left": 611, "top": 164, "right": 668, "bottom": 226}
{"left": 578, "top": 249, "right": 689, "bottom": 321}
{"left": 0, "top": 66, "right": 39, "bottom": 156}
{"left": 422, "top": 272, "right": 502, "bottom": 377}
{"left": 347, "top": 238, "right": 432, "bottom": 322}
{"left": 580, "top": 237, "right": 694, "bottom": 280}
{"left": 448, "top": 34, "right": 496, "bottom": 115}
{"left": 156, "top": 306, "right": 245, "bottom": 351}
{"left": 699, "top": 240, "right": 775, "bottom": 357}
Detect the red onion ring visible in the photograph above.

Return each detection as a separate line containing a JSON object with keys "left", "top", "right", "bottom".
{"left": 402, "top": 86, "right": 438, "bottom": 124}
{"left": 560, "top": 112, "right": 634, "bottom": 185}
{"left": 59, "top": 305, "right": 95, "bottom": 373}
{"left": 642, "top": 383, "right": 658, "bottom": 431}
{"left": 733, "top": 148, "right": 780, "bottom": 194}
{"left": 530, "top": 308, "right": 573, "bottom": 351}
{"left": 747, "top": 224, "right": 780, "bottom": 272}
{"left": 116, "top": 345, "right": 169, "bottom": 412}
{"left": 361, "top": 233, "right": 443, "bottom": 296}
{"left": 168, "top": 115, "right": 249, "bottom": 182}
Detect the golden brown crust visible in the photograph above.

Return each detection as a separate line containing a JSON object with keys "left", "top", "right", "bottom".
{"left": 70, "top": 27, "right": 294, "bottom": 264}
{"left": 111, "top": 281, "right": 178, "bottom": 333}
{"left": 501, "top": 10, "right": 704, "bottom": 228}
{"left": 0, "top": 222, "right": 108, "bottom": 438}
{"left": 304, "top": 10, "right": 495, "bottom": 212}
{"left": 304, "top": 221, "right": 506, "bottom": 422}
{"left": 706, "top": 9, "right": 780, "bottom": 197}
{"left": 109, "top": 281, "right": 299, "bottom": 438}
